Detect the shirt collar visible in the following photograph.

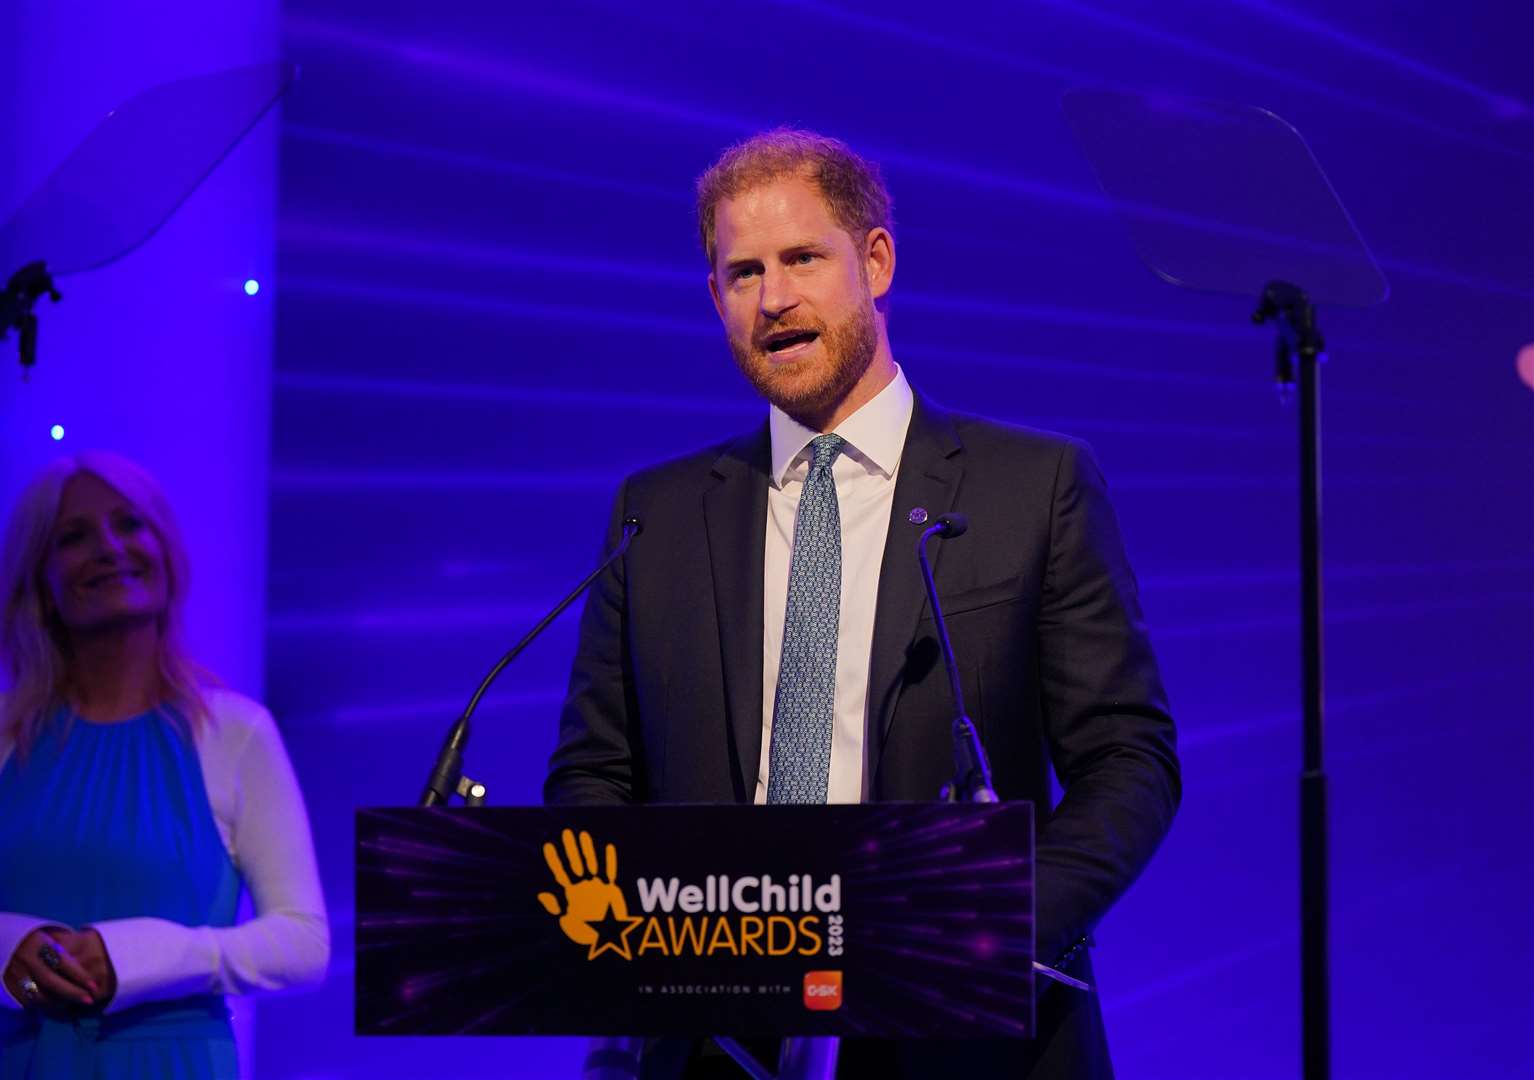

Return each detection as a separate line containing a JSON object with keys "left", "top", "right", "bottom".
{"left": 768, "top": 364, "right": 914, "bottom": 488}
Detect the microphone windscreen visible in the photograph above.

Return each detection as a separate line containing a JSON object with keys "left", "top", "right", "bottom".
{"left": 937, "top": 512, "right": 968, "bottom": 538}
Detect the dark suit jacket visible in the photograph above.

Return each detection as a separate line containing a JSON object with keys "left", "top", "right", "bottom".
{"left": 545, "top": 392, "right": 1180, "bottom": 1079}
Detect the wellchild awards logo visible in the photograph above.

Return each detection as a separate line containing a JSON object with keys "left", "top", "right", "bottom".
{"left": 536, "top": 828, "right": 645, "bottom": 959}
{"left": 537, "top": 829, "right": 846, "bottom": 964}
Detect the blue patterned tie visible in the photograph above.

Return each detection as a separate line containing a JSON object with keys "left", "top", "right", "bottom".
{"left": 767, "top": 434, "right": 846, "bottom": 804}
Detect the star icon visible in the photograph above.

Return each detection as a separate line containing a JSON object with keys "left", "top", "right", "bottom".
{"left": 585, "top": 900, "right": 643, "bottom": 961}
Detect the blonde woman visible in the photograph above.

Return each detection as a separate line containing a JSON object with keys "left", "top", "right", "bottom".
{"left": 0, "top": 452, "right": 327, "bottom": 1079}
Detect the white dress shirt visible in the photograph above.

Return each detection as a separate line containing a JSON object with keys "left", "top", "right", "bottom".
{"left": 756, "top": 365, "right": 914, "bottom": 804}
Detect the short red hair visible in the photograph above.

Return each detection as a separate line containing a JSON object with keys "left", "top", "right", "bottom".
{"left": 696, "top": 127, "right": 895, "bottom": 270}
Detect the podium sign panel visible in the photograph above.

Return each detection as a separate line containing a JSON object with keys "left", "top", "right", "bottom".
{"left": 356, "top": 804, "right": 1034, "bottom": 1038}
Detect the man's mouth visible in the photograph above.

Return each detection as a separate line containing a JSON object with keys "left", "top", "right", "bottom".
{"left": 761, "top": 329, "right": 820, "bottom": 358}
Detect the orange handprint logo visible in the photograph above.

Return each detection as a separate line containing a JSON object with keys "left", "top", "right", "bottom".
{"left": 536, "top": 828, "right": 643, "bottom": 960}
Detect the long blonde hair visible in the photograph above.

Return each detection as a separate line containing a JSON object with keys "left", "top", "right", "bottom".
{"left": 0, "top": 452, "right": 212, "bottom": 755}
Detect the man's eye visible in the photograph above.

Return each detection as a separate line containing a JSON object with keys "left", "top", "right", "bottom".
{"left": 734, "top": 267, "right": 758, "bottom": 282}
{"left": 793, "top": 252, "right": 816, "bottom": 265}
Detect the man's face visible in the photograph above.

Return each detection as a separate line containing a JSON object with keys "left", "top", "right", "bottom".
{"left": 709, "top": 173, "right": 888, "bottom": 423}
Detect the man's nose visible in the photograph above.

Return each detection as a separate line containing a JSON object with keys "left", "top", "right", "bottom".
{"left": 758, "top": 266, "right": 801, "bottom": 319}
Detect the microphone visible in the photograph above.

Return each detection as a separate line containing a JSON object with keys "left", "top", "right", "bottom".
{"left": 933, "top": 512, "right": 968, "bottom": 538}
{"left": 914, "top": 512, "right": 997, "bottom": 804}
{"left": 420, "top": 515, "right": 643, "bottom": 806}
{"left": 916, "top": 514, "right": 1093, "bottom": 994}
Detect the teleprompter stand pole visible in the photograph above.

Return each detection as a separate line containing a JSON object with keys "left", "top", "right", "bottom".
{"left": 1253, "top": 280, "right": 1329, "bottom": 1080}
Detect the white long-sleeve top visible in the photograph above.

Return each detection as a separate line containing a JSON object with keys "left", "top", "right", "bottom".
{"left": 0, "top": 689, "right": 329, "bottom": 1013}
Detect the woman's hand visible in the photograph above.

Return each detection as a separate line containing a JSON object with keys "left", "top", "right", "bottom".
{"left": 3, "top": 927, "right": 100, "bottom": 1011}
{"left": 54, "top": 928, "right": 116, "bottom": 1007}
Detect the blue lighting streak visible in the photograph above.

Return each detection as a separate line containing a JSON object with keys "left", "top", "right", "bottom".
{"left": 1037, "top": 0, "right": 1533, "bottom": 162}
{"left": 1231, "top": 0, "right": 1530, "bottom": 116}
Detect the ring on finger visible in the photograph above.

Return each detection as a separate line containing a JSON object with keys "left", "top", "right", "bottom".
{"left": 37, "top": 945, "right": 63, "bottom": 973}
{"left": 18, "top": 975, "right": 41, "bottom": 1004}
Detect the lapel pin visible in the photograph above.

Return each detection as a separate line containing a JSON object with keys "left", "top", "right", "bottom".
{"left": 908, "top": 507, "right": 929, "bottom": 525}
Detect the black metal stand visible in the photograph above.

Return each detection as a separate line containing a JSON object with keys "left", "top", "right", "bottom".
{"left": 713, "top": 1035, "right": 838, "bottom": 1080}
{"left": 1253, "top": 280, "right": 1329, "bottom": 1080}
{"left": 0, "top": 261, "right": 61, "bottom": 376}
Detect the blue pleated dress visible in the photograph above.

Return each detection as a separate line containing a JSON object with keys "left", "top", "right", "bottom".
{"left": 0, "top": 708, "right": 241, "bottom": 1079}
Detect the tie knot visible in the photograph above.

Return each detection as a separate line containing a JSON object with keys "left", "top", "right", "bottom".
{"left": 809, "top": 434, "right": 845, "bottom": 470}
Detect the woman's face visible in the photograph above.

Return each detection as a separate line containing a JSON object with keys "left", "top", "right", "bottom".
{"left": 43, "top": 474, "right": 169, "bottom": 635}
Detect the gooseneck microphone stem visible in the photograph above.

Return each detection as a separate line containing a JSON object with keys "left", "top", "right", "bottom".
{"left": 916, "top": 526, "right": 967, "bottom": 720}
{"left": 419, "top": 517, "right": 642, "bottom": 807}
{"left": 916, "top": 513, "right": 1089, "bottom": 998}
{"left": 915, "top": 514, "right": 997, "bottom": 805}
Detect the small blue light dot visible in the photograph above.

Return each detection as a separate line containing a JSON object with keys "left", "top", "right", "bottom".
{"left": 50, "top": 424, "right": 65, "bottom": 441}
{"left": 243, "top": 279, "right": 260, "bottom": 296}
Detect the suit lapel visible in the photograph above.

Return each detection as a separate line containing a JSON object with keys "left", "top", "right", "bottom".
{"left": 702, "top": 424, "right": 771, "bottom": 802}
{"left": 866, "top": 393, "right": 964, "bottom": 780}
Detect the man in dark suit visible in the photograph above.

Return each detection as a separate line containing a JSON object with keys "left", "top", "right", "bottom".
{"left": 546, "top": 129, "right": 1180, "bottom": 1079}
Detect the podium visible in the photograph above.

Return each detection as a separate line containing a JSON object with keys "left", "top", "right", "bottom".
{"left": 356, "top": 803, "right": 1036, "bottom": 1068}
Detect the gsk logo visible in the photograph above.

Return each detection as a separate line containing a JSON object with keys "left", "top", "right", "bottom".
{"left": 803, "top": 970, "right": 842, "bottom": 1011}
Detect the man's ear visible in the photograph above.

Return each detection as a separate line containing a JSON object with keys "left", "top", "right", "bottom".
{"left": 864, "top": 227, "right": 895, "bottom": 301}
{"left": 708, "top": 272, "right": 726, "bottom": 322}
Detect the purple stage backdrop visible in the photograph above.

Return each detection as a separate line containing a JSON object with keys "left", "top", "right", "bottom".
{"left": 5, "top": 0, "right": 1532, "bottom": 1077}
